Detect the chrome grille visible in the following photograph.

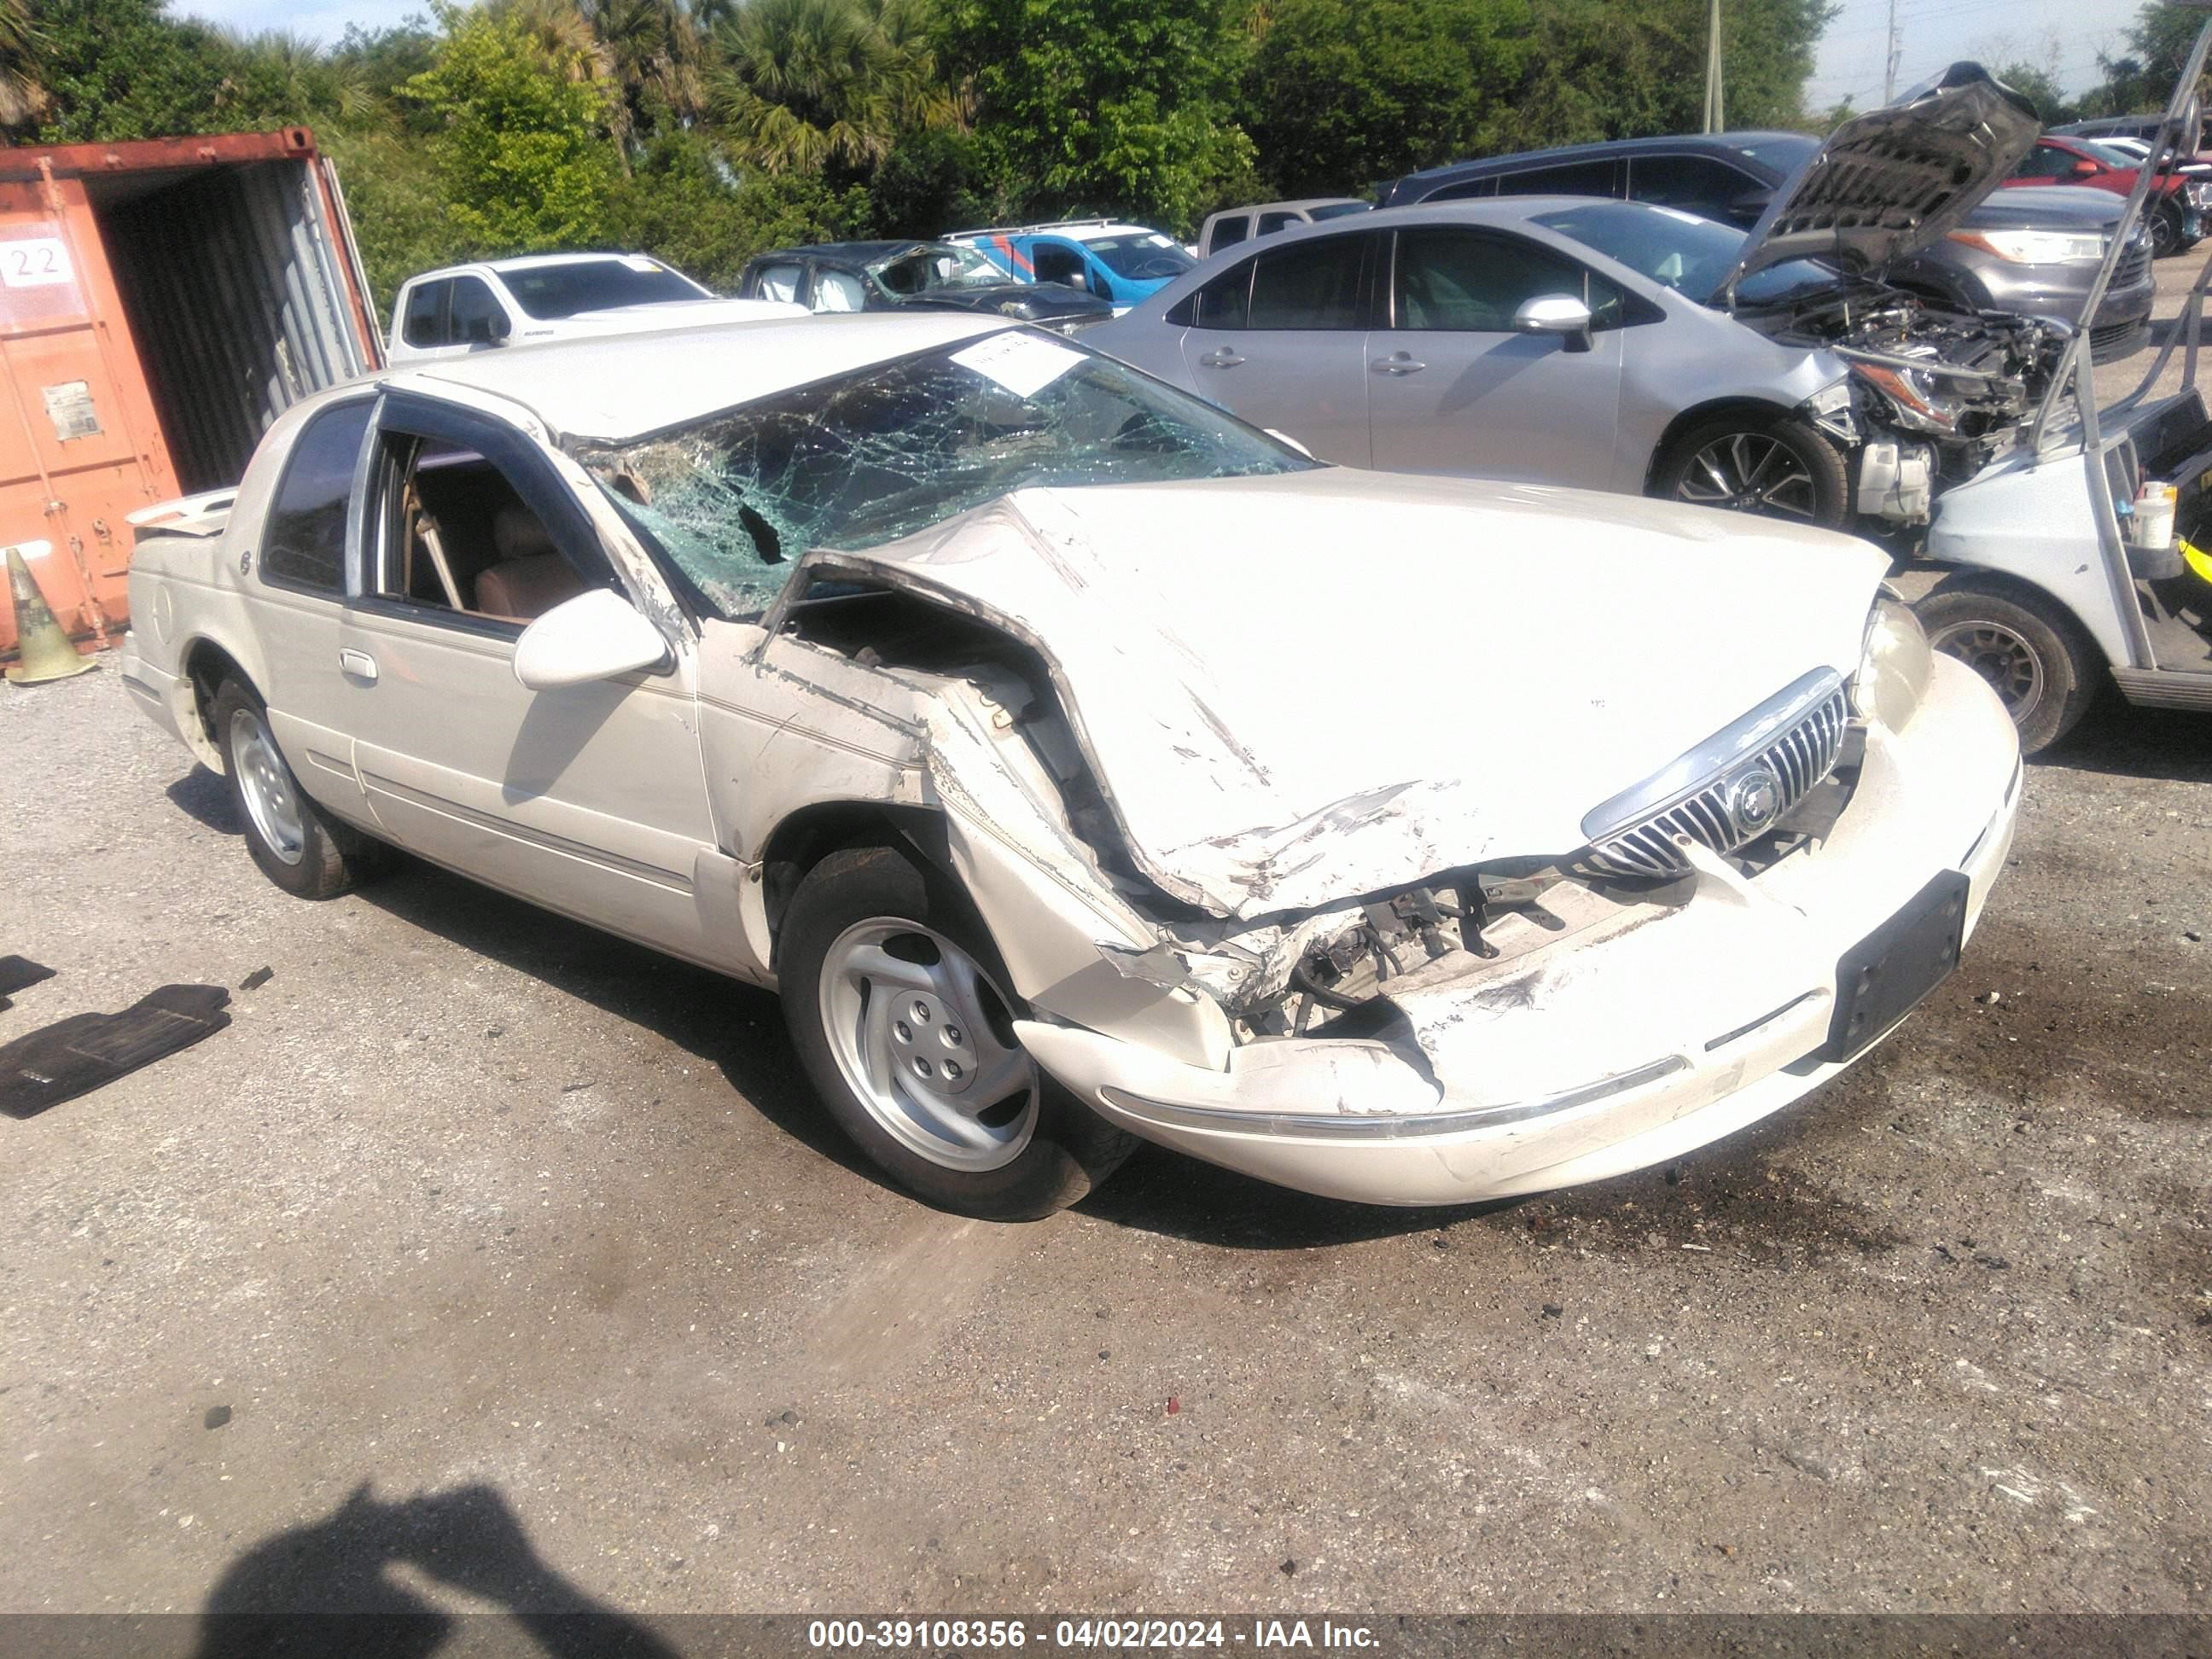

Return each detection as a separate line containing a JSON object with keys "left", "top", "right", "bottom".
{"left": 1585, "top": 676, "right": 1852, "bottom": 878}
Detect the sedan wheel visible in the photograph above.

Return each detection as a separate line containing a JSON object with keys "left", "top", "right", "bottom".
{"left": 230, "top": 706, "right": 306, "bottom": 866}
{"left": 1914, "top": 577, "right": 2100, "bottom": 754}
{"left": 1678, "top": 432, "right": 1820, "bottom": 519}
{"left": 1650, "top": 411, "right": 1851, "bottom": 529}
{"left": 817, "top": 917, "right": 1040, "bottom": 1173}
{"left": 778, "top": 843, "right": 1136, "bottom": 1219}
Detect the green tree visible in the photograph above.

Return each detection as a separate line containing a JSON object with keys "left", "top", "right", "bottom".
{"left": 607, "top": 129, "right": 873, "bottom": 283}
{"left": 940, "top": 0, "right": 1254, "bottom": 232}
{"left": 1, "top": 0, "right": 45, "bottom": 130}
{"left": 26, "top": 0, "right": 250, "bottom": 142}
{"left": 709, "top": 0, "right": 958, "bottom": 174}
{"left": 1240, "top": 0, "right": 1532, "bottom": 197}
{"left": 1991, "top": 61, "right": 2073, "bottom": 126}
{"left": 2083, "top": 2, "right": 2206, "bottom": 118}
{"left": 404, "top": 4, "right": 620, "bottom": 253}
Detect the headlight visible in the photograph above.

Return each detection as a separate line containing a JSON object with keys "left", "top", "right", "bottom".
{"left": 1848, "top": 361, "right": 1970, "bottom": 435}
{"left": 1853, "top": 596, "right": 1931, "bottom": 731}
{"left": 1946, "top": 229, "right": 2105, "bottom": 265}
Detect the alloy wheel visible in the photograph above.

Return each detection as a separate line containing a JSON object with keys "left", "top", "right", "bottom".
{"left": 1675, "top": 432, "right": 1819, "bottom": 520}
{"left": 1928, "top": 619, "right": 2045, "bottom": 718}
{"left": 817, "top": 918, "right": 1040, "bottom": 1172}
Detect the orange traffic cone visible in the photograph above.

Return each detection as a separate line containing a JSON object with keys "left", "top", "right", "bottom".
{"left": 4, "top": 546, "right": 98, "bottom": 685}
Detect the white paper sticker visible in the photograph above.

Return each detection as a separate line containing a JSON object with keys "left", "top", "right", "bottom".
{"left": 1, "top": 237, "right": 73, "bottom": 288}
{"left": 950, "top": 330, "right": 1085, "bottom": 399}
{"left": 622, "top": 254, "right": 664, "bottom": 273}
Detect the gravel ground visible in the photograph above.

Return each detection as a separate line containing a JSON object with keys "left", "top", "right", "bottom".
{"left": 2, "top": 271, "right": 2209, "bottom": 1638}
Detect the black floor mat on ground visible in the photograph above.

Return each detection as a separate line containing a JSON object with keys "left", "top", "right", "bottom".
{"left": 0, "top": 955, "right": 55, "bottom": 1011}
{"left": 0, "top": 985, "right": 231, "bottom": 1120}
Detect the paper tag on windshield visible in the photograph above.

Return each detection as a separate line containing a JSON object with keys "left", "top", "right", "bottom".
{"left": 952, "top": 330, "right": 1084, "bottom": 399}
{"left": 621, "top": 254, "right": 663, "bottom": 273}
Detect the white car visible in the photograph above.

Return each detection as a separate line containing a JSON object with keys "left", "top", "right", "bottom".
{"left": 119, "top": 314, "right": 2022, "bottom": 1219}
{"left": 386, "top": 253, "right": 803, "bottom": 364}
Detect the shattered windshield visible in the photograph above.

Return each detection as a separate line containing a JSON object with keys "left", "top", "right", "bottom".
{"left": 572, "top": 330, "right": 1314, "bottom": 620}
{"left": 874, "top": 244, "right": 1008, "bottom": 294}
{"left": 1534, "top": 201, "right": 1833, "bottom": 306}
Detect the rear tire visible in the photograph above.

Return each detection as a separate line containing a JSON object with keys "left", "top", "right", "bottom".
{"left": 212, "top": 678, "right": 381, "bottom": 899}
{"left": 2151, "top": 198, "right": 2188, "bottom": 258}
{"left": 1916, "top": 576, "right": 2101, "bottom": 754}
{"left": 1650, "top": 411, "right": 1852, "bottom": 530}
{"left": 778, "top": 843, "right": 1136, "bottom": 1220}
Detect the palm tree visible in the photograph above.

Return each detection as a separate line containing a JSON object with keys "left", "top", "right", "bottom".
{"left": 225, "top": 29, "right": 389, "bottom": 127}
{"left": 707, "top": 0, "right": 958, "bottom": 173}
{"left": 0, "top": 0, "right": 48, "bottom": 131}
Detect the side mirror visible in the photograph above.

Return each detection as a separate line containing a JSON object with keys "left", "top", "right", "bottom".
{"left": 1515, "top": 293, "right": 1594, "bottom": 352}
{"left": 2070, "top": 160, "right": 2100, "bottom": 177}
{"left": 1065, "top": 270, "right": 1089, "bottom": 291}
{"left": 512, "top": 588, "right": 671, "bottom": 690}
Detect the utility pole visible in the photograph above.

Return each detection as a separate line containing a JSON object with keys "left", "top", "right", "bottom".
{"left": 1703, "top": 0, "right": 1726, "bottom": 132}
{"left": 1883, "top": 0, "right": 1901, "bottom": 104}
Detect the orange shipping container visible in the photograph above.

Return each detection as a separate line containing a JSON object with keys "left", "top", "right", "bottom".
{"left": 0, "top": 128, "right": 382, "bottom": 661}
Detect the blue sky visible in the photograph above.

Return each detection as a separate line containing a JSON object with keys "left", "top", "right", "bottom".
{"left": 178, "top": 0, "right": 2129, "bottom": 108}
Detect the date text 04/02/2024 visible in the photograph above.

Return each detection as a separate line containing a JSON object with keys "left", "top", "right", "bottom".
{"left": 806, "top": 1620, "right": 1381, "bottom": 1650}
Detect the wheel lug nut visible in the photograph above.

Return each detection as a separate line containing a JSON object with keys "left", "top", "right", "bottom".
{"left": 911, "top": 1000, "right": 930, "bottom": 1024}
{"left": 941, "top": 1061, "right": 962, "bottom": 1081}
{"left": 893, "top": 1020, "right": 912, "bottom": 1044}
{"left": 942, "top": 1026, "right": 962, "bottom": 1047}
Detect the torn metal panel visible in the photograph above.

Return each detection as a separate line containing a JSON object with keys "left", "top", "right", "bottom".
{"left": 797, "top": 469, "right": 1883, "bottom": 919}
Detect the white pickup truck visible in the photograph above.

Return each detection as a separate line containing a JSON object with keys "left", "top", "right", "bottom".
{"left": 386, "top": 252, "right": 803, "bottom": 363}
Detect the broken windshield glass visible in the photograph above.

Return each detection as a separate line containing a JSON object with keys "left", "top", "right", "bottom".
{"left": 571, "top": 331, "right": 1314, "bottom": 620}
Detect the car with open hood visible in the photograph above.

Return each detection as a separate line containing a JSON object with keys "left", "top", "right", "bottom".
{"left": 736, "top": 240, "right": 1111, "bottom": 332}
{"left": 117, "top": 314, "right": 2021, "bottom": 1218}
{"left": 1092, "top": 67, "right": 2102, "bottom": 539}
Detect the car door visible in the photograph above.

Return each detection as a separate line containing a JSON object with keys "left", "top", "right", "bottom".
{"left": 333, "top": 390, "right": 725, "bottom": 960}
{"left": 1174, "top": 230, "right": 1379, "bottom": 464}
{"left": 245, "top": 395, "right": 381, "bottom": 832}
{"left": 1366, "top": 224, "right": 1625, "bottom": 485}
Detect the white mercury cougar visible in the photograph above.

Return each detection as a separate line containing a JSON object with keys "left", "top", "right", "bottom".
{"left": 119, "top": 314, "right": 2022, "bottom": 1218}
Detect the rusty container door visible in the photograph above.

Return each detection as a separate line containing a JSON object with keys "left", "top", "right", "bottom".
{"left": 0, "top": 170, "right": 178, "bottom": 656}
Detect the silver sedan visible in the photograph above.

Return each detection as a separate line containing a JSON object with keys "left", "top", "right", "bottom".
{"left": 1086, "top": 199, "right": 1863, "bottom": 527}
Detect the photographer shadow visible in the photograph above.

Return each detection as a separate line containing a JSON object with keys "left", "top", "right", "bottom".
{"left": 194, "top": 1481, "right": 678, "bottom": 1659}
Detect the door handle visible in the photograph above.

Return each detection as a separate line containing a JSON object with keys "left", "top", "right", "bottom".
{"left": 1372, "top": 352, "right": 1427, "bottom": 375}
{"left": 1199, "top": 348, "right": 1245, "bottom": 369}
{"left": 340, "top": 649, "right": 379, "bottom": 683}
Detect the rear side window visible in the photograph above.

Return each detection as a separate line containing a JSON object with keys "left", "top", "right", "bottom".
{"left": 262, "top": 401, "right": 371, "bottom": 594}
{"left": 754, "top": 263, "right": 803, "bottom": 303}
{"left": 1626, "top": 154, "right": 1761, "bottom": 218}
{"left": 1031, "top": 241, "right": 1089, "bottom": 288}
{"left": 1209, "top": 214, "right": 1250, "bottom": 252}
{"left": 1247, "top": 235, "right": 1366, "bottom": 329}
{"left": 1493, "top": 159, "right": 1622, "bottom": 198}
{"left": 1428, "top": 178, "right": 1497, "bottom": 201}
{"left": 1257, "top": 211, "right": 1300, "bottom": 236}
{"left": 402, "top": 281, "right": 448, "bottom": 348}
{"left": 1191, "top": 259, "right": 1253, "bottom": 329}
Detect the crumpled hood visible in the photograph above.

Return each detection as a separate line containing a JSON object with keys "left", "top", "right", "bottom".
{"left": 1720, "top": 61, "right": 2040, "bottom": 301}
{"left": 812, "top": 470, "right": 1886, "bottom": 920}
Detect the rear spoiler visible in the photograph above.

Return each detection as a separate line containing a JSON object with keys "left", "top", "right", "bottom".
{"left": 127, "top": 490, "right": 238, "bottom": 544}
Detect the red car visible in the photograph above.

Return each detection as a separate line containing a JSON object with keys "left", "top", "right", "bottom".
{"left": 2003, "top": 132, "right": 2205, "bottom": 256}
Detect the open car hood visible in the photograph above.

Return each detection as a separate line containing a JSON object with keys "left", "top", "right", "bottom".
{"left": 1718, "top": 62, "right": 2040, "bottom": 304}
{"left": 795, "top": 472, "right": 1884, "bottom": 921}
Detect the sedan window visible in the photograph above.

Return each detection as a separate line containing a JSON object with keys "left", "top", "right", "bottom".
{"left": 1391, "top": 227, "right": 1620, "bottom": 331}
{"left": 572, "top": 335, "right": 1314, "bottom": 619}
{"left": 1209, "top": 214, "right": 1250, "bottom": 251}
{"left": 1246, "top": 234, "right": 1367, "bottom": 329}
{"left": 754, "top": 263, "right": 804, "bottom": 304}
{"left": 1627, "top": 154, "right": 1764, "bottom": 219}
{"left": 262, "top": 400, "right": 373, "bottom": 594}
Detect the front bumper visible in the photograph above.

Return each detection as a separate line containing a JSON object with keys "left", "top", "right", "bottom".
{"left": 1019, "top": 657, "right": 2022, "bottom": 1206}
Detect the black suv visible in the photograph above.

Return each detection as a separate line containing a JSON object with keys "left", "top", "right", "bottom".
{"left": 736, "top": 240, "right": 1111, "bottom": 331}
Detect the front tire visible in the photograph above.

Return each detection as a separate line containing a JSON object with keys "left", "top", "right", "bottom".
{"left": 2151, "top": 198, "right": 2188, "bottom": 259}
{"left": 1650, "top": 410, "right": 1851, "bottom": 529}
{"left": 1916, "top": 576, "right": 2101, "bottom": 754}
{"left": 778, "top": 844, "right": 1136, "bottom": 1220}
{"left": 213, "top": 678, "right": 379, "bottom": 899}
